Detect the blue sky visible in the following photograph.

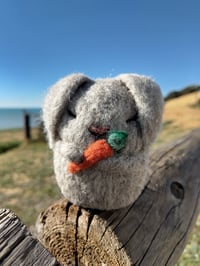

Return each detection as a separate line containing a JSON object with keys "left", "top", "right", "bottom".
{"left": 0, "top": 0, "right": 200, "bottom": 107}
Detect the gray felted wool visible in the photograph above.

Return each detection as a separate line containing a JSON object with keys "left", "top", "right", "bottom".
{"left": 43, "top": 73, "right": 164, "bottom": 210}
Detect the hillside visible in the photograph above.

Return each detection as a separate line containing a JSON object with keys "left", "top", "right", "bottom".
{"left": 156, "top": 91, "right": 200, "bottom": 145}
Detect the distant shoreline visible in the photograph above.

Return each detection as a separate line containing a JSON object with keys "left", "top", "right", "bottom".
{"left": 0, "top": 128, "right": 37, "bottom": 132}
{"left": 0, "top": 107, "right": 40, "bottom": 109}
{"left": 0, "top": 108, "right": 41, "bottom": 130}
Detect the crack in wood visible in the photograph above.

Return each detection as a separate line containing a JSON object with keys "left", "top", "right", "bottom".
{"left": 165, "top": 185, "right": 200, "bottom": 265}
{"left": 119, "top": 200, "right": 154, "bottom": 251}
{"left": 150, "top": 220, "right": 183, "bottom": 266}
{"left": 113, "top": 202, "right": 139, "bottom": 232}
{"left": 65, "top": 201, "right": 72, "bottom": 221}
{"left": 86, "top": 212, "right": 94, "bottom": 242}
{"left": 100, "top": 200, "right": 140, "bottom": 243}
{"left": 75, "top": 207, "right": 82, "bottom": 266}
{"left": 137, "top": 203, "right": 181, "bottom": 265}
{"left": 80, "top": 211, "right": 94, "bottom": 259}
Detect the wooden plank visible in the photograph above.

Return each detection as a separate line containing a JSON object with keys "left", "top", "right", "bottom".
{"left": 36, "top": 128, "right": 200, "bottom": 265}
{"left": 0, "top": 209, "right": 59, "bottom": 266}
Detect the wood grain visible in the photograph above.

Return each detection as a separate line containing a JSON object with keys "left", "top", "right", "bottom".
{"left": 36, "top": 128, "right": 200, "bottom": 265}
{"left": 0, "top": 209, "right": 59, "bottom": 266}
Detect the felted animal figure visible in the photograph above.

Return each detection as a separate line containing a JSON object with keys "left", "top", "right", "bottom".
{"left": 43, "top": 73, "right": 163, "bottom": 210}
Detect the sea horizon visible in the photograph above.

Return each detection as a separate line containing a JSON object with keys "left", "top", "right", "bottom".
{"left": 0, "top": 107, "right": 41, "bottom": 130}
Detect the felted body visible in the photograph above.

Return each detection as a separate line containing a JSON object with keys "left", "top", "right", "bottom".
{"left": 43, "top": 73, "right": 163, "bottom": 210}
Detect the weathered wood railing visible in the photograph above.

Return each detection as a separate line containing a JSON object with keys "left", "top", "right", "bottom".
{"left": 1, "top": 128, "right": 200, "bottom": 265}
{"left": 0, "top": 209, "right": 59, "bottom": 265}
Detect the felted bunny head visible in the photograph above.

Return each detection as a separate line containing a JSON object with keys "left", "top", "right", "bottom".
{"left": 43, "top": 73, "right": 163, "bottom": 210}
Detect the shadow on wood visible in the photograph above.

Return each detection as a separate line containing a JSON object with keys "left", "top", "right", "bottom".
{"left": 35, "top": 128, "right": 200, "bottom": 265}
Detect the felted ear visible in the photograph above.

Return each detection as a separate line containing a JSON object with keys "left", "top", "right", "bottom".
{"left": 117, "top": 74, "right": 164, "bottom": 146}
{"left": 43, "top": 73, "right": 91, "bottom": 149}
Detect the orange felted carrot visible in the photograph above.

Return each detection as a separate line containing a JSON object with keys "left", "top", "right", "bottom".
{"left": 68, "top": 139, "right": 113, "bottom": 173}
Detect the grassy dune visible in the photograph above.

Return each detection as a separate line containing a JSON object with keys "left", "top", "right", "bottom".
{"left": 156, "top": 91, "right": 200, "bottom": 146}
{"left": 163, "top": 93, "right": 200, "bottom": 130}
{"left": 0, "top": 92, "right": 199, "bottom": 263}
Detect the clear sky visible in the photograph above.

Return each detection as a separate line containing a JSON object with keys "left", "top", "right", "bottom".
{"left": 0, "top": 0, "right": 200, "bottom": 107}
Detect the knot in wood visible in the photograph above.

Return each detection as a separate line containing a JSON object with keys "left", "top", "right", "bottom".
{"left": 170, "top": 181, "right": 184, "bottom": 199}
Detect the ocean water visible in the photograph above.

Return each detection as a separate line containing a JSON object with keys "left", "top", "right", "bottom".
{"left": 0, "top": 108, "right": 41, "bottom": 130}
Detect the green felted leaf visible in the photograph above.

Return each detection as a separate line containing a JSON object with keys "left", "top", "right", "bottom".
{"left": 107, "top": 131, "right": 128, "bottom": 151}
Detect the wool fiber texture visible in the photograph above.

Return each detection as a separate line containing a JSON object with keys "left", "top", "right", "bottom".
{"left": 43, "top": 73, "right": 164, "bottom": 210}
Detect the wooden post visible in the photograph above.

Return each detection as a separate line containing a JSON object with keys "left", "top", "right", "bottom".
{"left": 35, "top": 128, "right": 200, "bottom": 265}
{"left": 24, "top": 112, "right": 31, "bottom": 140}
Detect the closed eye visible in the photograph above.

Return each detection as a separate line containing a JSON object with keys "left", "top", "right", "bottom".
{"left": 67, "top": 108, "right": 76, "bottom": 118}
{"left": 126, "top": 110, "right": 142, "bottom": 138}
{"left": 122, "top": 84, "right": 143, "bottom": 137}
{"left": 126, "top": 110, "right": 138, "bottom": 123}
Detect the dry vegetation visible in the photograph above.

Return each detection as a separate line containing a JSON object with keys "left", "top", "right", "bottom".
{"left": 156, "top": 91, "right": 200, "bottom": 146}
{"left": 164, "top": 91, "right": 200, "bottom": 130}
{"left": 0, "top": 91, "right": 199, "bottom": 264}
{"left": 0, "top": 129, "right": 61, "bottom": 227}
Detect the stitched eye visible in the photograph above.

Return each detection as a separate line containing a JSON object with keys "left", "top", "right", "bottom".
{"left": 126, "top": 110, "right": 143, "bottom": 138}
{"left": 67, "top": 108, "right": 76, "bottom": 118}
{"left": 126, "top": 110, "right": 138, "bottom": 123}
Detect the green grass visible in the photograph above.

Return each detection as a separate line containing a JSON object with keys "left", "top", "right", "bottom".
{"left": 0, "top": 141, "right": 21, "bottom": 154}
{"left": 177, "top": 223, "right": 200, "bottom": 265}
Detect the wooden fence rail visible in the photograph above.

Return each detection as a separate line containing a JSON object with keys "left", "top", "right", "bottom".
{"left": 0, "top": 209, "right": 59, "bottom": 265}
{"left": 0, "top": 128, "right": 200, "bottom": 265}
